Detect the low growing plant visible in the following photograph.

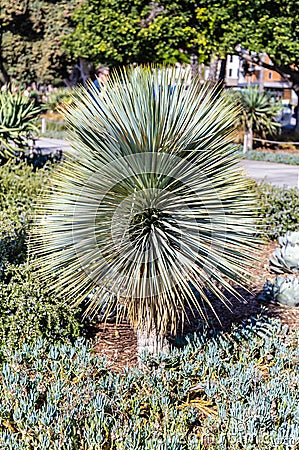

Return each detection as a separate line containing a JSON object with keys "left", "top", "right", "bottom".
{"left": 258, "top": 276, "right": 299, "bottom": 306}
{"left": 0, "top": 263, "right": 83, "bottom": 355}
{"left": 269, "top": 231, "right": 299, "bottom": 274}
{"left": 0, "top": 161, "right": 53, "bottom": 266}
{"left": 1, "top": 317, "right": 299, "bottom": 449}
{"left": 254, "top": 183, "right": 299, "bottom": 240}
{"left": 245, "top": 150, "right": 299, "bottom": 165}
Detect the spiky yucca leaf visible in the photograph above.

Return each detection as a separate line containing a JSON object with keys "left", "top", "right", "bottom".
{"left": 231, "top": 87, "right": 281, "bottom": 137}
{"left": 33, "top": 67, "right": 258, "bottom": 335}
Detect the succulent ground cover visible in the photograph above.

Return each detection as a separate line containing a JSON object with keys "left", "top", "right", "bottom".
{"left": 1, "top": 317, "right": 299, "bottom": 449}
{"left": 91, "top": 239, "right": 299, "bottom": 370}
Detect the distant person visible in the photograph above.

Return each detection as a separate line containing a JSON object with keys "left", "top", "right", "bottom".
{"left": 93, "top": 66, "right": 110, "bottom": 91}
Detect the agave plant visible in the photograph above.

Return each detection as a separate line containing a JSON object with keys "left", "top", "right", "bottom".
{"left": 269, "top": 231, "right": 299, "bottom": 274}
{"left": 231, "top": 87, "right": 281, "bottom": 151}
{"left": 0, "top": 91, "right": 40, "bottom": 159}
{"left": 34, "top": 67, "right": 258, "bottom": 348}
{"left": 258, "top": 275, "right": 299, "bottom": 307}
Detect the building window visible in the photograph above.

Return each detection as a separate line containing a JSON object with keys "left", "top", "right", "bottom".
{"left": 230, "top": 55, "right": 233, "bottom": 63}
{"left": 229, "top": 68, "right": 233, "bottom": 77}
{"left": 268, "top": 71, "right": 272, "bottom": 80}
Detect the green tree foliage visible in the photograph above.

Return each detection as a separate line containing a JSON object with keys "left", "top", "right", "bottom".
{"left": 64, "top": 0, "right": 200, "bottom": 66}
{"left": 0, "top": 0, "right": 81, "bottom": 84}
{"left": 64, "top": 0, "right": 299, "bottom": 77}
{"left": 196, "top": 1, "right": 299, "bottom": 95}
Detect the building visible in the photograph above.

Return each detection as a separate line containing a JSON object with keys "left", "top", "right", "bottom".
{"left": 225, "top": 54, "right": 297, "bottom": 105}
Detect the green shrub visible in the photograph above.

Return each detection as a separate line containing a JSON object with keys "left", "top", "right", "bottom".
{"left": 0, "top": 263, "right": 83, "bottom": 354}
{"left": 0, "top": 162, "right": 83, "bottom": 352}
{"left": 0, "top": 160, "right": 49, "bottom": 210}
{"left": 255, "top": 183, "right": 299, "bottom": 240}
{"left": 0, "top": 162, "right": 52, "bottom": 265}
{"left": 44, "top": 88, "right": 73, "bottom": 113}
{"left": 1, "top": 317, "right": 299, "bottom": 449}
{"left": 245, "top": 150, "right": 299, "bottom": 165}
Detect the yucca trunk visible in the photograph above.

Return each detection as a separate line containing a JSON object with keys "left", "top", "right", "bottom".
{"left": 244, "top": 120, "right": 253, "bottom": 152}
{"left": 137, "top": 326, "right": 169, "bottom": 364}
{"left": 247, "top": 127, "right": 253, "bottom": 151}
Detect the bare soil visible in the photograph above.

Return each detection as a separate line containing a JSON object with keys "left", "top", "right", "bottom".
{"left": 90, "top": 241, "right": 299, "bottom": 371}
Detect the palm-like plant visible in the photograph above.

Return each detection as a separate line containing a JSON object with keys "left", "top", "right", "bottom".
{"left": 231, "top": 87, "right": 281, "bottom": 151}
{"left": 34, "top": 67, "right": 258, "bottom": 349}
{"left": 0, "top": 91, "right": 41, "bottom": 159}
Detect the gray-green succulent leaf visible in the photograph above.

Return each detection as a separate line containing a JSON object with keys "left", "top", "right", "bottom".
{"left": 259, "top": 275, "right": 299, "bottom": 307}
{"left": 269, "top": 231, "right": 299, "bottom": 274}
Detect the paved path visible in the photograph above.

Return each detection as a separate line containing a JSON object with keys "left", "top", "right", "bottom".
{"left": 36, "top": 138, "right": 299, "bottom": 189}
{"left": 35, "top": 138, "right": 72, "bottom": 153}
{"left": 240, "top": 160, "right": 299, "bottom": 189}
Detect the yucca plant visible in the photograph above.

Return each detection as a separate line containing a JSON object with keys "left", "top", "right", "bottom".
{"left": 34, "top": 67, "right": 258, "bottom": 354}
{"left": 231, "top": 87, "right": 281, "bottom": 151}
{"left": 0, "top": 91, "right": 41, "bottom": 160}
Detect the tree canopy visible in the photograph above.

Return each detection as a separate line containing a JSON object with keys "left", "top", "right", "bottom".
{"left": 65, "top": 0, "right": 299, "bottom": 79}
{"left": 196, "top": 0, "right": 299, "bottom": 92}
{"left": 1, "top": 0, "right": 299, "bottom": 91}
{"left": 63, "top": 0, "right": 201, "bottom": 67}
{"left": 0, "top": 0, "right": 80, "bottom": 85}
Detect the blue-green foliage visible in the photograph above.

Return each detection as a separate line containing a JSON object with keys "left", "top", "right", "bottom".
{"left": 258, "top": 276, "right": 299, "bottom": 306}
{"left": 1, "top": 317, "right": 299, "bottom": 449}
{"left": 245, "top": 150, "right": 299, "bottom": 166}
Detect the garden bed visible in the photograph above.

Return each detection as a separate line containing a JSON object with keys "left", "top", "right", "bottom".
{"left": 1, "top": 162, "right": 299, "bottom": 449}
{"left": 90, "top": 239, "right": 299, "bottom": 371}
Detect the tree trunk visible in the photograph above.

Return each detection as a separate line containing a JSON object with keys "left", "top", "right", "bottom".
{"left": 244, "top": 126, "right": 253, "bottom": 152}
{"left": 293, "top": 88, "right": 299, "bottom": 133}
{"left": 208, "top": 55, "right": 219, "bottom": 82}
{"left": 258, "top": 53, "right": 266, "bottom": 93}
{"left": 137, "top": 326, "right": 169, "bottom": 365}
{"left": 0, "top": 59, "right": 10, "bottom": 84}
{"left": 190, "top": 53, "right": 198, "bottom": 79}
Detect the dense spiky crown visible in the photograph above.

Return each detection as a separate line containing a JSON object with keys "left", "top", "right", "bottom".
{"left": 33, "top": 67, "right": 258, "bottom": 335}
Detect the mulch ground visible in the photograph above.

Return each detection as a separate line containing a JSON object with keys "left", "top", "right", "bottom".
{"left": 89, "top": 240, "right": 299, "bottom": 371}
